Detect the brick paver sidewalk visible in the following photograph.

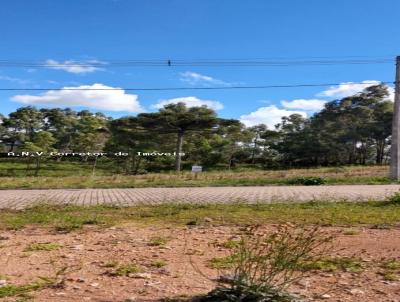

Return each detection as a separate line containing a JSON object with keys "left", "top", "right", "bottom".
{"left": 0, "top": 185, "right": 399, "bottom": 209}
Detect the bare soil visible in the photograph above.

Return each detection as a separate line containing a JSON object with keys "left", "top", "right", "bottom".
{"left": 1, "top": 224, "right": 400, "bottom": 302}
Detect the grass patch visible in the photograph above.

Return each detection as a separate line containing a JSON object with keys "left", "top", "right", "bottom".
{"left": 300, "top": 257, "right": 364, "bottom": 273}
{"left": 0, "top": 204, "right": 107, "bottom": 231}
{"left": 221, "top": 239, "right": 241, "bottom": 249}
{"left": 0, "top": 279, "right": 52, "bottom": 298}
{"left": 208, "top": 255, "right": 238, "bottom": 269}
{"left": 104, "top": 262, "right": 141, "bottom": 276}
{"left": 381, "top": 272, "right": 399, "bottom": 281}
{"left": 381, "top": 259, "right": 400, "bottom": 270}
{"left": 379, "top": 259, "right": 400, "bottom": 281}
{"left": 25, "top": 242, "right": 62, "bottom": 252}
{"left": 0, "top": 200, "right": 400, "bottom": 231}
{"left": 148, "top": 236, "right": 170, "bottom": 247}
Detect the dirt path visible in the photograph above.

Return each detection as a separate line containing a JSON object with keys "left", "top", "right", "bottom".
{"left": 1, "top": 225, "right": 399, "bottom": 301}
{"left": 0, "top": 185, "right": 399, "bottom": 209}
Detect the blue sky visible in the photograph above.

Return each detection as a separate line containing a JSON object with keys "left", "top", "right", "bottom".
{"left": 0, "top": 0, "right": 399, "bottom": 128}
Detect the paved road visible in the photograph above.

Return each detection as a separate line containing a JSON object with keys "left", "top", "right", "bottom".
{"left": 0, "top": 185, "right": 399, "bottom": 209}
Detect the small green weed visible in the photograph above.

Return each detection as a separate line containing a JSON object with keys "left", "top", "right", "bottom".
{"left": 208, "top": 255, "right": 238, "bottom": 269}
{"left": 381, "top": 272, "right": 399, "bottom": 281}
{"left": 150, "top": 260, "right": 167, "bottom": 268}
{"left": 221, "top": 239, "right": 241, "bottom": 249}
{"left": 25, "top": 242, "right": 62, "bottom": 252}
{"left": 287, "top": 176, "right": 326, "bottom": 186}
{"left": 105, "top": 262, "right": 141, "bottom": 276}
{"left": 381, "top": 259, "right": 400, "bottom": 270}
{"left": 148, "top": 236, "right": 169, "bottom": 247}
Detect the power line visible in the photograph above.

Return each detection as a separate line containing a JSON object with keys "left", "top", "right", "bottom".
{"left": 0, "top": 81, "right": 394, "bottom": 91}
{"left": 0, "top": 57, "right": 395, "bottom": 68}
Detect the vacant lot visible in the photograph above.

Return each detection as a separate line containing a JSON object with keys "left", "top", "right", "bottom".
{"left": 0, "top": 163, "right": 393, "bottom": 189}
{"left": 0, "top": 201, "right": 400, "bottom": 301}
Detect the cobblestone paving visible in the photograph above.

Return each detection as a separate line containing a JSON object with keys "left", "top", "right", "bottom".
{"left": 0, "top": 185, "right": 399, "bottom": 209}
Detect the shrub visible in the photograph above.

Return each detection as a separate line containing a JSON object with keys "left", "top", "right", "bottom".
{"left": 287, "top": 176, "right": 326, "bottom": 186}
{"left": 200, "top": 225, "right": 333, "bottom": 301}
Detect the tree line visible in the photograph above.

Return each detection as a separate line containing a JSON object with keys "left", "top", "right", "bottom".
{"left": 0, "top": 84, "right": 393, "bottom": 173}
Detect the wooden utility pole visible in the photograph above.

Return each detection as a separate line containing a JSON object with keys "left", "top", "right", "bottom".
{"left": 390, "top": 56, "right": 400, "bottom": 179}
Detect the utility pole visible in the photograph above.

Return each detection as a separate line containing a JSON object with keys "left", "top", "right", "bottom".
{"left": 390, "top": 56, "right": 400, "bottom": 180}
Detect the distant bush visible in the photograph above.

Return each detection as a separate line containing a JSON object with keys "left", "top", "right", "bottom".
{"left": 287, "top": 176, "right": 326, "bottom": 186}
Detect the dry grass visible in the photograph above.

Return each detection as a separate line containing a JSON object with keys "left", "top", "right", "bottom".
{"left": 1, "top": 199, "right": 400, "bottom": 231}
{"left": 0, "top": 165, "right": 392, "bottom": 189}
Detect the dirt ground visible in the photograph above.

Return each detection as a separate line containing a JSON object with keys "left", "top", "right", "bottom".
{"left": 1, "top": 224, "right": 400, "bottom": 302}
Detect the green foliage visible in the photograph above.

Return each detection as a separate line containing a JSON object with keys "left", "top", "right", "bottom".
{"left": 138, "top": 103, "right": 221, "bottom": 171}
{"left": 287, "top": 176, "right": 326, "bottom": 186}
{"left": 386, "top": 192, "right": 400, "bottom": 204}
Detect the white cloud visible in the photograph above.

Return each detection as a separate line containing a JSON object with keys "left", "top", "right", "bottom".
{"left": 240, "top": 105, "right": 307, "bottom": 128}
{"left": 281, "top": 99, "right": 326, "bottom": 111}
{"left": 12, "top": 83, "right": 144, "bottom": 112}
{"left": 317, "top": 80, "right": 395, "bottom": 101}
{"left": 180, "top": 71, "right": 230, "bottom": 86}
{"left": 45, "top": 59, "right": 106, "bottom": 74}
{"left": 318, "top": 80, "right": 380, "bottom": 98}
{"left": 152, "top": 96, "right": 224, "bottom": 111}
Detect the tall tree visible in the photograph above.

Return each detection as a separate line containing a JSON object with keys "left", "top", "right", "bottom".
{"left": 248, "top": 124, "right": 268, "bottom": 164}
{"left": 41, "top": 108, "right": 78, "bottom": 153}
{"left": 138, "top": 103, "right": 219, "bottom": 171}
{"left": 22, "top": 131, "right": 56, "bottom": 176}
{"left": 3, "top": 107, "right": 43, "bottom": 151}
